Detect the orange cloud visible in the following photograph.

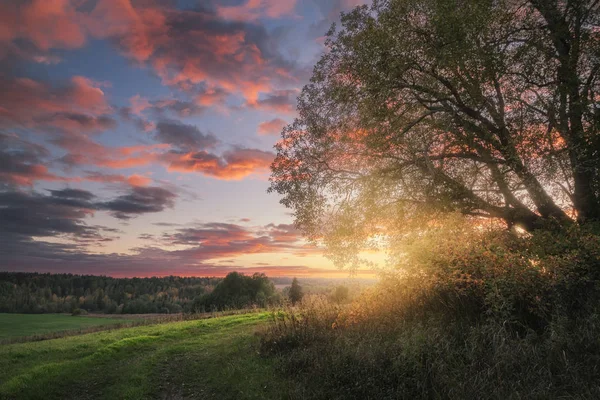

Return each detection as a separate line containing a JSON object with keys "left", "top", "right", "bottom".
{"left": 167, "top": 148, "right": 274, "bottom": 180}
{"left": 84, "top": 172, "right": 151, "bottom": 187}
{"left": 88, "top": 0, "right": 168, "bottom": 62}
{"left": 258, "top": 118, "right": 287, "bottom": 135}
{"left": 127, "top": 174, "right": 151, "bottom": 186}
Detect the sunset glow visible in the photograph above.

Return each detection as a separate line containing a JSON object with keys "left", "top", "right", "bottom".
{"left": 0, "top": 0, "right": 374, "bottom": 278}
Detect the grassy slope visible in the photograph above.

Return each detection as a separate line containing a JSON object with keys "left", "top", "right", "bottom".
{"left": 0, "top": 314, "right": 135, "bottom": 339}
{"left": 0, "top": 313, "right": 292, "bottom": 400}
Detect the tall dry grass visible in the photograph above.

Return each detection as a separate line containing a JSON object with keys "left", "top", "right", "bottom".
{"left": 260, "top": 221, "right": 600, "bottom": 399}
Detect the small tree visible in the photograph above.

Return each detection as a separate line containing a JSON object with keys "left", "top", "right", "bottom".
{"left": 331, "top": 285, "right": 349, "bottom": 304}
{"left": 289, "top": 278, "right": 303, "bottom": 305}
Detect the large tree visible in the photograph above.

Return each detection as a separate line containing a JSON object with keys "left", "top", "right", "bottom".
{"left": 270, "top": 0, "right": 600, "bottom": 267}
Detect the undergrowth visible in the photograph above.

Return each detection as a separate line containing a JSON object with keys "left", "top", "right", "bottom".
{"left": 261, "top": 219, "right": 600, "bottom": 399}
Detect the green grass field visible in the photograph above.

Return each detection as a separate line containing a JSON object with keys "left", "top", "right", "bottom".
{"left": 0, "top": 313, "right": 293, "bottom": 400}
{"left": 0, "top": 314, "right": 135, "bottom": 339}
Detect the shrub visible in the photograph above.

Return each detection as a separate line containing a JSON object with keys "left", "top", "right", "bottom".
{"left": 261, "top": 219, "right": 600, "bottom": 399}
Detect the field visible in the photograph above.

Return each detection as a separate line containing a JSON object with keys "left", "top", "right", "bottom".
{"left": 0, "top": 313, "right": 292, "bottom": 400}
{"left": 0, "top": 314, "right": 135, "bottom": 340}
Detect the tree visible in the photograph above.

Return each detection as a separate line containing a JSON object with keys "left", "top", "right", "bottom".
{"left": 331, "top": 285, "right": 350, "bottom": 304}
{"left": 196, "top": 272, "right": 279, "bottom": 311}
{"left": 270, "top": 0, "right": 600, "bottom": 268}
{"left": 289, "top": 278, "right": 303, "bottom": 305}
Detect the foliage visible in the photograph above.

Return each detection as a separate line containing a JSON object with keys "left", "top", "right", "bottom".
{"left": 269, "top": 0, "right": 600, "bottom": 269}
{"left": 261, "top": 220, "right": 600, "bottom": 399}
{"left": 330, "top": 285, "right": 350, "bottom": 304}
{"left": 0, "top": 272, "right": 219, "bottom": 314}
{"left": 288, "top": 277, "right": 304, "bottom": 305}
{"left": 194, "top": 272, "right": 280, "bottom": 311}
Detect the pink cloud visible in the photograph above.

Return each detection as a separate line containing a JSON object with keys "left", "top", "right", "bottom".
{"left": 0, "top": 75, "right": 111, "bottom": 128}
{"left": 2, "top": 1, "right": 300, "bottom": 112}
{"left": 216, "top": 0, "right": 298, "bottom": 22}
{"left": 0, "top": 0, "right": 87, "bottom": 52}
{"left": 90, "top": 1, "right": 299, "bottom": 105}
{"left": 129, "top": 94, "right": 152, "bottom": 115}
{"left": 0, "top": 165, "right": 73, "bottom": 187}
{"left": 258, "top": 118, "right": 287, "bottom": 135}
{"left": 166, "top": 148, "right": 274, "bottom": 180}
{"left": 84, "top": 172, "right": 152, "bottom": 187}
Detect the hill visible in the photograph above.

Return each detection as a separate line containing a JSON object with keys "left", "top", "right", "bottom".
{"left": 0, "top": 313, "right": 292, "bottom": 400}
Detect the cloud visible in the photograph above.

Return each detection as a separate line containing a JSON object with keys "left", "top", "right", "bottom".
{"left": 264, "top": 223, "right": 302, "bottom": 243}
{"left": 0, "top": 183, "right": 176, "bottom": 243}
{"left": 0, "top": 133, "right": 158, "bottom": 189}
{"left": 0, "top": 76, "right": 114, "bottom": 159}
{"left": 157, "top": 220, "right": 313, "bottom": 263}
{"left": 216, "top": 0, "right": 298, "bottom": 22}
{"left": 0, "top": 242, "right": 367, "bottom": 278}
{"left": 34, "top": 112, "right": 117, "bottom": 133}
{"left": 0, "top": 188, "right": 98, "bottom": 238}
{"left": 100, "top": 186, "right": 177, "bottom": 219}
{"left": 166, "top": 147, "right": 274, "bottom": 180}
{"left": 0, "top": 0, "right": 87, "bottom": 55}
{"left": 250, "top": 89, "right": 297, "bottom": 113}
{"left": 49, "top": 188, "right": 96, "bottom": 201}
{"left": 258, "top": 118, "right": 287, "bottom": 135}
{"left": 58, "top": 143, "right": 169, "bottom": 171}
{"left": 0, "top": 75, "right": 110, "bottom": 126}
{"left": 0, "top": 209, "right": 327, "bottom": 278}
{"left": 0, "top": 133, "right": 71, "bottom": 186}
{"left": 1, "top": 1, "right": 303, "bottom": 108}
{"left": 126, "top": 95, "right": 210, "bottom": 119}
{"left": 155, "top": 120, "right": 219, "bottom": 151}
{"left": 88, "top": 1, "right": 299, "bottom": 104}
{"left": 84, "top": 171, "right": 152, "bottom": 187}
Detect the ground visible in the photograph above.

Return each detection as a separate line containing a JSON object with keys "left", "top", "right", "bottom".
{"left": 0, "top": 313, "right": 292, "bottom": 400}
{"left": 0, "top": 314, "right": 135, "bottom": 340}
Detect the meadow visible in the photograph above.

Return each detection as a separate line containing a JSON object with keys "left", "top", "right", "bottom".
{"left": 0, "top": 314, "right": 135, "bottom": 340}
{"left": 0, "top": 313, "right": 292, "bottom": 400}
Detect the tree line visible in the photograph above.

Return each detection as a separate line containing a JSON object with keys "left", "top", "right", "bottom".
{"left": 0, "top": 272, "right": 296, "bottom": 314}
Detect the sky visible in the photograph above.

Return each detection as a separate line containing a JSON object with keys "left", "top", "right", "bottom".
{"left": 0, "top": 0, "right": 379, "bottom": 278}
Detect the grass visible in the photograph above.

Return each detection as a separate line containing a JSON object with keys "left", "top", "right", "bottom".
{"left": 0, "top": 314, "right": 135, "bottom": 339}
{"left": 0, "top": 313, "right": 295, "bottom": 400}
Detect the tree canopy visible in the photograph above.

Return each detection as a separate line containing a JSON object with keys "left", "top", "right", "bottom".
{"left": 195, "top": 272, "right": 279, "bottom": 311}
{"left": 270, "top": 0, "right": 600, "bottom": 268}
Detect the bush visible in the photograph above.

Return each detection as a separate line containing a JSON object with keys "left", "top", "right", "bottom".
{"left": 261, "top": 219, "right": 600, "bottom": 399}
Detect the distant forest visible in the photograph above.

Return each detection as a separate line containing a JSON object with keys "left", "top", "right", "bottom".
{"left": 0, "top": 272, "right": 227, "bottom": 314}
{"left": 0, "top": 272, "right": 365, "bottom": 314}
